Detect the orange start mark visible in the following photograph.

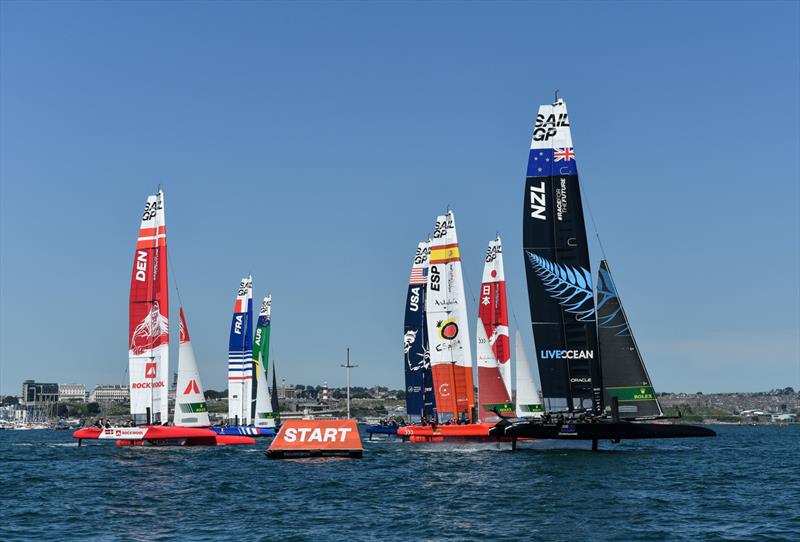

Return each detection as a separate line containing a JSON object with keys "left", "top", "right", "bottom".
{"left": 266, "top": 419, "right": 363, "bottom": 459}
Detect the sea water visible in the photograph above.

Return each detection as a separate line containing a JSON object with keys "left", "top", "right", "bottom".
{"left": 0, "top": 425, "right": 797, "bottom": 541}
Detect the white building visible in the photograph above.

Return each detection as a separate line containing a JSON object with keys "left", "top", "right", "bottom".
{"left": 89, "top": 384, "right": 129, "bottom": 403}
{"left": 59, "top": 383, "right": 86, "bottom": 402}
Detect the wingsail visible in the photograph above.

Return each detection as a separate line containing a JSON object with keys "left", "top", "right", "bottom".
{"left": 228, "top": 276, "right": 253, "bottom": 424}
{"left": 253, "top": 295, "right": 277, "bottom": 427}
{"left": 403, "top": 241, "right": 435, "bottom": 421}
{"left": 514, "top": 332, "right": 543, "bottom": 417}
{"left": 174, "top": 308, "right": 210, "bottom": 427}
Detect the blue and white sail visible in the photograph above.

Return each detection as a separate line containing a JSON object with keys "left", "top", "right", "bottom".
{"left": 227, "top": 275, "right": 253, "bottom": 424}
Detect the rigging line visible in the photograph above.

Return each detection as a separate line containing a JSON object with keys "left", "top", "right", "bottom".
{"left": 580, "top": 178, "right": 608, "bottom": 262}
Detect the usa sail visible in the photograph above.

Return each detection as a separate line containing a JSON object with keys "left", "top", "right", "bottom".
{"left": 426, "top": 211, "right": 475, "bottom": 422}
{"left": 514, "top": 332, "right": 543, "bottom": 417}
{"left": 253, "top": 295, "right": 277, "bottom": 428}
{"left": 476, "top": 237, "right": 512, "bottom": 421}
{"left": 128, "top": 190, "right": 169, "bottom": 425}
{"left": 403, "top": 241, "right": 435, "bottom": 421}
{"left": 522, "top": 98, "right": 602, "bottom": 413}
{"left": 228, "top": 276, "right": 253, "bottom": 424}
{"left": 174, "top": 308, "right": 210, "bottom": 427}
{"left": 596, "top": 260, "right": 663, "bottom": 418}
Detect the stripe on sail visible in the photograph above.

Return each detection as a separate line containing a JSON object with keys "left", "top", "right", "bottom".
{"left": 476, "top": 237, "right": 513, "bottom": 421}
{"left": 228, "top": 276, "right": 253, "bottom": 424}
{"left": 522, "top": 98, "right": 602, "bottom": 413}
{"left": 128, "top": 190, "right": 169, "bottom": 425}
{"left": 425, "top": 211, "right": 475, "bottom": 422}
{"left": 403, "top": 241, "right": 436, "bottom": 421}
{"left": 174, "top": 308, "right": 210, "bottom": 427}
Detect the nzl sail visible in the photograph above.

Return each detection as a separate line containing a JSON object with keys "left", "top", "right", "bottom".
{"left": 514, "top": 332, "right": 543, "bottom": 417}
{"left": 253, "top": 295, "right": 277, "bottom": 427}
{"left": 403, "top": 241, "right": 435, "bottom": 421}
{"left": 476, "top": 237, "right": 512, "bottom": 421}
{"left": 228, "top": 276, "right": 253, "bottom": 424}
{"left": 426, "top": 211, "right": 475, "bottom": 422}
{"left": 174, "top": 308, "right": 210, "bottom": 427}
{"left": 128, "top": 190, "right": 169, "bottom": 425}
{"left": 522, "top": 98, "right": 602, "bottom": 413}
{"left": 596, "top": 260, "right": 663, "bottom": 418}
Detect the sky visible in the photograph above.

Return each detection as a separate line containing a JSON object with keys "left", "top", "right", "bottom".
{"left": 1, "top": 1, "right": 798, "bottom": 396}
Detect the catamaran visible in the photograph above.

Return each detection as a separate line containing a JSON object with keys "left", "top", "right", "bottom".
{"left": 74, "top": 190, "right": 254, "bottom": 446}
{"left": 212, "top": 280, "right": 279, "bottom": 437}
{"left": 490, "top": 96, "right": 715, "bottom": 449}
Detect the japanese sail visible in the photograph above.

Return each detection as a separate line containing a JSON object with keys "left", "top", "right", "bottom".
{"left": 476, "top": 237, "right": 512, "bottom": 421}
{"left": 514, "top": 332, "right": 543, "bottom": 417}
{"left": 403, "top": 241, "right": 435, "bottom": 421}
{"left": 425, "top": 211, "right": 475, "bottom": 422}
{"left": 253, "top": 295, "right": 277, "bottom": 427}
{"left": 228, "top": 276, "right": 253, "bottom": 424}
{"left": 174, "top": 308, "right": 210, "bottom": 427}
{"left": 522, "top": 98, "right": 602, "bottom": 413}
{"left": 596, "top": 260, "right": 663, "bottom": 418}
{"left": 128, "top": 190, "right": 169, "bottom": 425}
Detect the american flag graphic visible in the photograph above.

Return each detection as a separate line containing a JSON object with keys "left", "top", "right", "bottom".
{"left": 409, "top": 267, "right": 427, "bottom": 285}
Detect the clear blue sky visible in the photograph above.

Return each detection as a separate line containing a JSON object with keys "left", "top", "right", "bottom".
{"left": 1, "top": 1, "right": 798, "bottom": 396}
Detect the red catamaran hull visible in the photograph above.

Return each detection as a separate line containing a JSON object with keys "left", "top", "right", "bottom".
{"left": 73, "top": 426, "right": 255, "bottom": 446}
{"left": 397, "top": 423, "right": 511, "bottom": 443}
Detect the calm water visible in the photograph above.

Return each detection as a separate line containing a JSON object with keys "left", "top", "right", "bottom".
{"left": 0, "top": 425, "right": 797, "bottom": 541}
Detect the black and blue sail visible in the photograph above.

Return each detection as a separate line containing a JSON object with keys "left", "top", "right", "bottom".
{"left": 596, "top": 260, "right": 663, "bottom": 418}
{"left": 403, "top": 242, "right": 435, "bottom": 420}
{"left": 522, "top": 98, "right": 602, "bottom": 413}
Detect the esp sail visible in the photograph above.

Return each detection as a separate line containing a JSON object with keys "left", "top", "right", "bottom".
{"left": 253, "top": 295, "right": 277, "bottom": 428}
{"left": 426, "top": 211, "right": 475, "bottom": 422}
{"left": 514, "top": 332, "right": 543, "bottom": 417}
{"left": 174, "top": 308, "right": 210, "bottom": 427}
{"left": 403, "top": 241, "right": 435, "bottom": 421}
{"left": 596, "top": 260, "right": 663, "bottom": 418}
{"left": 522, "top": 98, "right": 602, "bottom": 413}
{"left": 128, "top": 190, "right": 169, "bottom": 425}
{"left": 228, "top": 276, "right": 253, "bottom": 424}
{"left": 476, "top": 237, "right": 512, "bottom": 421}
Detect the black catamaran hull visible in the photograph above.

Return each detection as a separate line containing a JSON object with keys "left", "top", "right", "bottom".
{"left": 491, "top": 420, "right": 716, "bottom": 441}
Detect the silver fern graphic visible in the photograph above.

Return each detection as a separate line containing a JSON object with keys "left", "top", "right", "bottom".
{"left": 596, "top": 267, "right": 630, "bottom": 336}
{"left": 526, "top": 252, "right": 596, "bottom": 321}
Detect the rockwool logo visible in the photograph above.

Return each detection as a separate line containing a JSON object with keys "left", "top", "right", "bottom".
{"left": 145, "top": 362, "right": 157, "bottom": 379}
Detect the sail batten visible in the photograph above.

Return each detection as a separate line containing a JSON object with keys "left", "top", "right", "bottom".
{"left": 128, "top": 190, "right": 169, "bottom": 425}
{"left": 522, "top": 98, "right": 602, "bottom": 413}
{"left": 425, "top": 211, "right": 475, "bottom": 422}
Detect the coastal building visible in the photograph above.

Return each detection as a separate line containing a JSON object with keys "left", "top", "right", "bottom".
{"left": 277, "top": 384, "right": 296, "bottom": 400}
{"left": 89, "top": 384, "right": 129, "bottom": 403}
{"left": 21, "top": 380, "right": 59, "bottom": 405}
{"left": 59, "top": 383, "right": 86, "bottom": 402}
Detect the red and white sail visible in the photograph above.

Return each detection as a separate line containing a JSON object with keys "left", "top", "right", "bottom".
{"left": 476, "top": 236, "right": 512, "bottom": 421}
{"left": 425, "top": 211, "right": 475, "bottom": 422}
{"left": 128, "top": 190, "right": 169, "bottom": 425}
{"left": 174, "top": 308, "right": 210, "bottom": 427}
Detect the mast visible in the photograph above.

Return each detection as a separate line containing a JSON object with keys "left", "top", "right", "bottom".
{"left": 403, "top": 241, "right": 435, "bottom": 421}
{"left": 476, "top": 236, "right": 513, "bottom": 421}
{"left": 128, "top": 190, "right": 169, "bottom": 425}
{"left": 522, "top": 97, "right": 602, "bottom": 414}
{"left": 174, "top": 308, "right": 210, "bottom": 427}
{"left": 426, "top": 211, "right": 475, "bottom": 422}
{"left": 596, "top": 260, "right": 663, "bottom": 417}
{"left": 340, "top": 348, "right": 358, "bottom": 419}
{"left": 227, "top": 275, "right": 253, "bottom": 425}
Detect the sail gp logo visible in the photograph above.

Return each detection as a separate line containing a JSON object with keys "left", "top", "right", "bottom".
{"left": 130, "top": 302, "right": 169, "bottom": 355}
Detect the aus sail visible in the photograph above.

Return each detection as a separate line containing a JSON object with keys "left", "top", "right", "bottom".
{"left": 476, "top": 237, "right": 512, "bottom": 421}
{"left": 404, "top": 241, "right": 435, "bottom": 421}
{"left": 253, "top": 295, "right": 277, "bottom": 427}
{"left": 596, "top": 260, "right": 663, "bottom": 418}
{"left": 128, "top": 190, "right": 169, "bottom": 425}
{"left": 425, "top": 211, "right": 475, "bottom": 422}
{"left": 228, "top": 276, "right": 253, "bottom": 425}
{"left": 522, "top": 98, "right": 601, "bottom": 413}
{"left": 174, "top": 308, "right": 210, "bottom": 427}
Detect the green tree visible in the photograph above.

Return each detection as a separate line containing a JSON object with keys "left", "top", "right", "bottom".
{"left": 87, "top": 402, "right": 101, "bottom": 415}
